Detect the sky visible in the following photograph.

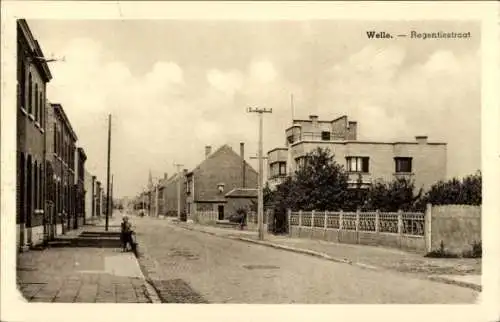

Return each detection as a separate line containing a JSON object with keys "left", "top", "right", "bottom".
{"left": 27, "top": 20, "right": 481, "bottom": 198}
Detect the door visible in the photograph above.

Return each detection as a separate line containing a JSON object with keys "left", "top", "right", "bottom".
{"left": 217, "top": 205, "right": 224, "bottom": 220}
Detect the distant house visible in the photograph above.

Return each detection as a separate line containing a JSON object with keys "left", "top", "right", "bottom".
{"left": 162, "top": 171, "right": 187, "bottom": 217}
{"left": 185, "top": 143, "right": 258, "bottom": 221}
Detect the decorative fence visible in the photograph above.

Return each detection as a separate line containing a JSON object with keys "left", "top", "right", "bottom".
{"left": 192, "top": 211, "right": 218, "bottom": 225}
{"left": 288, "top": 209, "right": 428, "bottom": 252}
{"left": 192, "top": 209, "right": 271, "bottom": 231}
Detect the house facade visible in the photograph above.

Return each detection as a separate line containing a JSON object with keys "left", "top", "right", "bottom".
{"left": 75, "top": 147, "right": 87, "bottom": 227}
{"left": 46, "top": 103, "right": 78, "bottom": 235}
{"left": 163, "top": 171, "right": 187, "bottom": 217}
{"left": 84, "top": 170, "right": 95, "bottom": 222}
{"left": 267, "top": 115, "right": 447, "bottom": 192}
{"left": 16, "top": 19, "right": 53, "bottom": 250}
{"left": 185, "top": 143, "right": 258, "bottom": 220}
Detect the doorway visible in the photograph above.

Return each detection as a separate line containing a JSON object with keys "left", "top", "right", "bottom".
{"left": 217, "top": 205, "right": 224, "bottom": 220}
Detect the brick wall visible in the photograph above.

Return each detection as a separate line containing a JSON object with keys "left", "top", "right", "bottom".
{"left": 193, "top": 145, "right": 258, "bottom": 202}
{"left": 430, "top": 205, "right": 481, "bottom": 255}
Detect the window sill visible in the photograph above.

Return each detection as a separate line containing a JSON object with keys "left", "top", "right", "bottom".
{"left": 20, "top": 107, "right": 28, "bottom": 115}
{"left": 393, "top": 172, "right": 414, "bottom": 176}
{"left": 28, "top": 114, "right": 35, "bottom": 121}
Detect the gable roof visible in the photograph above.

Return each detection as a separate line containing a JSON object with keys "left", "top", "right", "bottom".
{"left": 186, "top": 144, "right": 257, "bottom": 176}
{"left": 225, "top": 188, "right": 258, "bottom": 198}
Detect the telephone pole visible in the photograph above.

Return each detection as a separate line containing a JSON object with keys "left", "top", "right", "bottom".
{"left": 110, "top": 174, "right": 114, "bottom": 217}
{"left": 174, "top": 163, "right": 184, "bottom": 221}
{"left": 247, "top": 107, "right": 272, "bottom": 240}
{"left": 105, "top": 114, "right": 112, "bottom": 231}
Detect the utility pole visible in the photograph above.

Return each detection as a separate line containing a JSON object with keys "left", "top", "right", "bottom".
{"left": 105, "top": 114, "right": 112, "bottom": 231}
{"left": 174, "top": 163, "right": 184, "bottom": 221}
{"left": 110, "top": 174, "right": 114, "bottom": 217}
{"left": 247, "top": 107, "right": 272, "bottom": 240}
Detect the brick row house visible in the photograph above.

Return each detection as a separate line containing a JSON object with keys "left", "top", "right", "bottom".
{"left": 185, "top": 144, "right": 258, "bottom": 220}
{"left": 267, "top": 114, "right": 447, "bottom": 191}
{"left": 16, "top": 19, "right": 105, "bottom": 251}
{"left": 139, "top": 143, "right": 258, "bottom": 222}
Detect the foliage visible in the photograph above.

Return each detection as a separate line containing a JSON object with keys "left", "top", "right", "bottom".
{"left": 462, "top": 241, "right": 482, "bottom": 258}
{"left": 365, "top": 177, "right": 422, "bottom": 212}
{"left": 269, "top": 148, "right": 348, "bottom": 211}
{"left": 418, "top": 171, "right": 481, "bottom": 207}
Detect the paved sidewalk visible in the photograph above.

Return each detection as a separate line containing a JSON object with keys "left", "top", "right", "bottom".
{"left": 173, "top": 221, "right": 481, "bottom": 289}
{"left": 16, "top": 219, "right": 152, "bottom": 303}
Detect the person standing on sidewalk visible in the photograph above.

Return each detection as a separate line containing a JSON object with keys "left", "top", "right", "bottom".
{"left": 121, "top": 216, "right": 133, "bottom": 252}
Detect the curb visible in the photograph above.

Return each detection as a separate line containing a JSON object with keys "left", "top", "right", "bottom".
{"left": 427, "top": 275, "right": 482, "bottom": 292}
{"left": 233, "top": 236, "right": 354, "bottom": 266}
{"left": 175, "top": 223, "right": 356, "bottom": 267}
{"left": 131, "top": 242, "right": 162, "bottom": 303}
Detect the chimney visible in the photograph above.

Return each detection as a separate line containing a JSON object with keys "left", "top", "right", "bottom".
{"left": 240, "top": 142, "right": 246, "bottom": 188}
{"left": 205, "top": 145, "right": 212, "bottom": 158}
{"left": 309, "top": 115, "right": 319, "bottom": 123}
{"left": 348, "top": 121, "right": 357, "bottom": 140}
{"left": 164, "top": 173, "right": 168, "bottom": 180}
{"left": 415, "top": 136, "right": 428, "bottom": 144}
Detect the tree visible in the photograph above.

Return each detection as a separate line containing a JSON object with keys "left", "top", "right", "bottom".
{"left": 365, "top": 177, "right": 422, "bottom": 212}
{"left": 278, "top": 147, "right": 348, "bottom": 211}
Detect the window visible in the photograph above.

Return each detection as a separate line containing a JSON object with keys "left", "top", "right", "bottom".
{"left": 346, "top": 157, "right": 369, "bottom": 173}
{"left": 321, "top": 131, "right": 331, "bottom": 141}
{"left": 34, "top": 84, "right": 39, "bottom": 121}
{"left": 39, "top": 92, "right": 43, "bottom": 128}
{"left": 53, "top": 124, "right": 57, "bottom": 154}
{"left": 287, "top": 135, "right": 294, "bottom": 144}
{"left": 279, "top": 162, "right": 287, "bottom": 176}
{"left": 20, "top": 59, "right": 26, "bottom": 109}
{"left": 395, "top": 157, "right": 412, "bottom": 173}
{"left": 28, "top": 73, "right": 32, "bottom": 114}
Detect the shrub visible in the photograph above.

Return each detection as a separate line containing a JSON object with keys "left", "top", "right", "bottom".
{"left": 462, "top": 241, "right": 482, "bottom": 258}
{"left": 419, "top": 171, "right": 481, "bottom": 207}
{"left": 425, "top": 241, "right": 459, "bottom": 258}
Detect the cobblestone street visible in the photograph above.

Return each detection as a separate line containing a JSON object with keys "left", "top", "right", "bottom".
{"left": 133, "top": 216, "right": 479, "bottom": 304}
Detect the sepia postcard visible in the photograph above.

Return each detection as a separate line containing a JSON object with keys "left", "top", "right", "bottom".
{"left": 1, "top": 1, "right": 499, "bottom": 322}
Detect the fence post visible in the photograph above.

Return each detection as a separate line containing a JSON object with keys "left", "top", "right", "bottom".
{"left": 355, "top": 208, "right": 360, "bottom": 244}
{"left": 323, "top": 210, "right": 328, "bottom": 240}
{"left": 298, "top": 210, "right": 302, "bottom": 237}
{"left": 397, "top": 210, "right": 403, "bottom": 235}
{"left": 397, "top": 209, "right": 403, "bottom": 249}
{"left": 425, "top": 203, "right": 432, "bottom": 253}
{"left": 338, "top": 210, "right": 343, "bottom": 243}
{"left": 311, "top": 210, "right": 315, "bottom": 228}
{"left": 287, "top": 209, "right": 292, "bottom": 236}
{"left": 375, "top": 209, "right": 380, "bottom": 233}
